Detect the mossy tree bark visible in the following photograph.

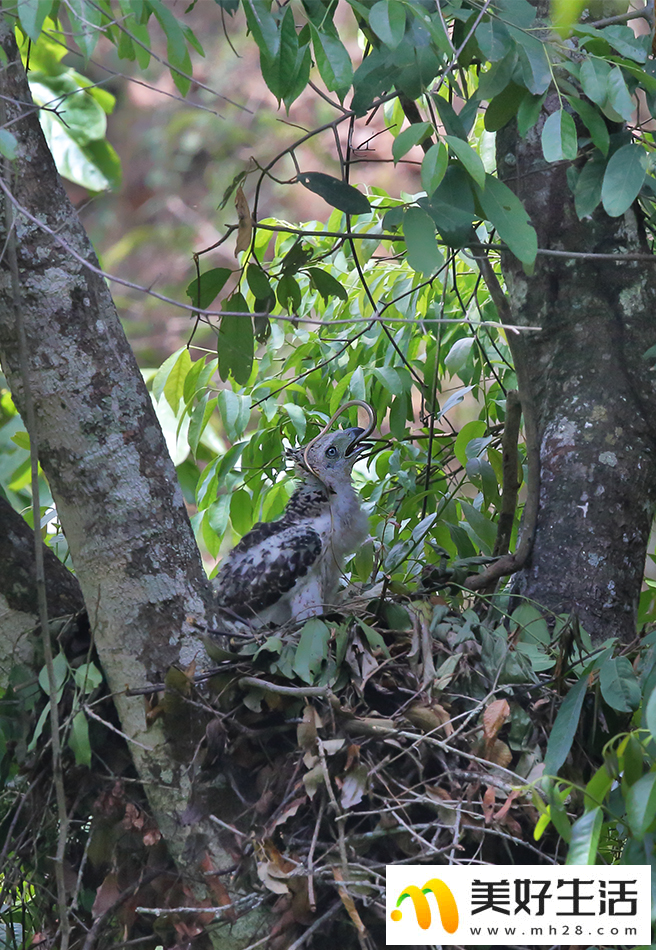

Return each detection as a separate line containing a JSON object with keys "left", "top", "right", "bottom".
{"left": 497, "top": 87, "right": 656, "bottom": 643}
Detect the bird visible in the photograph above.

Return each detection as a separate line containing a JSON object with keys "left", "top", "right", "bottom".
{"left": 213, "top": 426, "right": 370, "bottom": 627}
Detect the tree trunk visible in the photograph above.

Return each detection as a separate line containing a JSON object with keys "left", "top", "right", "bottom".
{"left": 0, "top": 25, "right": 264, "bottom": 945}
{"left": 497, "top": 101, "right": 656, "bottom": 643}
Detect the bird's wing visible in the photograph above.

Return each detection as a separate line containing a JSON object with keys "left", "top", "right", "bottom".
{"left": 214, "top": 520, "right": 323, "bottom": 618}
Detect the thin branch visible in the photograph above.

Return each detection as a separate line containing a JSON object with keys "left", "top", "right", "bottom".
{"left": 465, "top": 251, "right": 541, "bottom": 591}
{"left": 492, "top": 389, "right": 522, "bottom": 560}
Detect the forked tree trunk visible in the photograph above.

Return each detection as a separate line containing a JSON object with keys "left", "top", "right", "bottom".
{"left": 497, "top": 102, "right": 656, "bottom": 643}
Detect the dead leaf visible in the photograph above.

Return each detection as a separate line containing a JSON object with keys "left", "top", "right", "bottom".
{"left": 269, "top": 797, "right": 304, "bottom": 832}
{"left": 302, "top": 763, "right": 324, "bottom": 799}
{"left": 484, "top": 738, "right": 513, "bottom": 768}
{"left": 405, "top": 702, "right": 453, "bottom": 736}
{"left": 234, "top": 186, "right": 252, "bottom": 257}
{"left": 340, "top": 762, "right": 369, "bottom": 809}
{"left": 142, "top": 828, "right": 162, "bottom": 847}
{"left": 494, "top": 789, "right": 520, "bottom": 823}
{"left": 92, "top": 872, "right": 121, "bottom": 919}
{"left": 297, "top": 704, "right": 321, "bottom": 753}
{"left": 122, "top": 803, "right": 144, "bottom": 831}
{"left": 482, "top": 786, "right": 496, "bottom": 824}
{"left": 344, "top": 744, "right": 360, "bottom": 772}
{"left": 483, "top": 699, "right": 511, "bottom": 742}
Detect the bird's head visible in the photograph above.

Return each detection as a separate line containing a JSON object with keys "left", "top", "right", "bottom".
{"left": 287, "top": 427, "right": 369, "bottom": 490}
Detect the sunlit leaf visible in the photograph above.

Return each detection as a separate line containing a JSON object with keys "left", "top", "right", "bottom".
{"left": 541, "top": 109, "right": 578, "bottom": 163}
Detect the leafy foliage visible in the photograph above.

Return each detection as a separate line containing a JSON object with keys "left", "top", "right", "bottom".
{"left": 4, "top": 0, "right": 656, "bottom": 944}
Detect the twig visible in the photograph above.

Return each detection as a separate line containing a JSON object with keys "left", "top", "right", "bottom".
{"left": 135, "top": 895, "right": 261, "bottom": 917}
{"left": 82, "top": 704, "right": 154, "bottom": 751}
{"left": 307, "top": 797, "right": 325, "bottom": 912}
{"left": 286, "top": 902, "right": 342, "bottom": 950}
{"left": 238, "top": 676, "right": 334, "bottom": 697}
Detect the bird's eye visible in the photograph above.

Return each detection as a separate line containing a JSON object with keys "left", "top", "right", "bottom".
{"left": 325, "top": 446, "right": 338, "bottom": 458}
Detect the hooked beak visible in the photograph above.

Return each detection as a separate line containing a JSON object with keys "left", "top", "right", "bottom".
{"left": 344, "top": 426, "right": 371, "bottom": 458}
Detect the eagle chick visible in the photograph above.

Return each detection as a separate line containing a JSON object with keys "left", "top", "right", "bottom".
{"left": 214, "top": 427, "right": 369, "bottom": 626}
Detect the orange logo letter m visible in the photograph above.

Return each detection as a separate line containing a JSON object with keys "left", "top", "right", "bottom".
{"left": 390, "top": 878, "right": 459, "bottom": 933}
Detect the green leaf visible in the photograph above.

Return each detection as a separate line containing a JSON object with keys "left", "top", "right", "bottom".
{"left": 29, "top": 72, "right": 106, "bottom": 144}
{"left": 454, "top": 419, "right": 486, "bottom": 466}
{"left": 357, "top": 619, "right": 390, "bottom": 657}
{"left": 599, "top": 656, "right": 641, "bottom": 712}
{"left": 517, "top": 91, "right": 547, "bottom": 137}
{"left": 511, "top": 28, "right": 551, "bottom": 94}
{"left": 17, "top": 0, "right": 54, "bottom": 41}
{"left": 421, "top": 142, "right": 448, "bottom": 195}
{"left": 246, "top": 263, "right": 272, "bottom": 301}
{"left": 74, "top": 662, "right": 103, "bottom": 693}
{"left": 189, "top": 394, "right": 218, "bottom": 456}
{"left": 39, "top": 652, "right": 69, "bottom": 701}
{"left": 372, "top": 366, "right": 403, "bottom": 396}
{"left": 162, "top": 348, "right": 192, "bottom": 412}
{"left": 218, "top": 293, "right": 254, "bottom": 386}
{"left": 606, "top": 65, "right": 634, "bottom": 120}
{"left": 626, "top": 771, "right": 656, "bottom": 840}
{"left": 552, "top": 0, "right": 586, "bottom": 38}
{"left": 566, "top": 807, "right": 602, "bottom": 864}
{"left": 293, "top": 618, "right": 330, "bottom": 684}
{"left": 0, "top": 130, "right": 17, "bottom": 160}
{"left": 243, "top": 0, "right": 280, "bottom": 59}
{"left": 484, "top": 82, "right": 527, "bottom": 132}
{"left": 310, "top": 23, "right": 353, "bottom": 97}
{"left": 566, "top": 96, "right": 609, "bottom": 155}
{"left": 646, "top": 687, "right": 656, "bottom": 742}
{"left": 186, "top": 268, "right": 231, "bottom": 310}
{"left": 601, "top": 143, "right": 646, "bottom": 217}
{"left": 369, "top": 0, "right": 406, "bottom": 49}
{"left": 574, "top": 153, "right": 606, "bottom": 219}
{"left": 297, "top": 171, "right": 370, "bottom": 215}
{"left": 543, "top": 675, "right": 588, "bottom": 776}
{"left": 580, "top": 58, "right": 610, "bottom": 105}
{"left": 432, "top": 95, "right": 467, "bottom": 140}
{"left": 403, "top": 206, "right": 443, "bottom": 275}
{"left": 392, "top": 122, "right": 431, "bottom": 164}
{"left": 67, "top": 0, "right": 102, "bottom": 59}
{"left": 230, "top": 487, "right": 253, "bottom": 536}
{"left": 307, "top": 267, "right": 348, "bottom": 301}
{"left": 444, "top": 135, "right": 486, "bottom": 188}
{"left": 277, "top": 273, "right": 302, "bottom": 311}
{"left": 601, "top": 24, "right": 649, "bottom": 64}
{"left": 68, "top": 711, "right": 92, "bottom": 768}
{"left": 284, "top": 402, "right": 306, "bottom": 440}
{"left": 260, "top": 6, "right": 299, "bottom": 101}
{"left": 284, "top": 34, "right": 311, "bottom": 110}
{"left": 475, "top": 174, "right": 538, "bottom": 265}
{"left": 475, "top": 18, "right": 512, "bottom": 62}
{"left": 541, "top": 109, "right": 578, "bottom": 163}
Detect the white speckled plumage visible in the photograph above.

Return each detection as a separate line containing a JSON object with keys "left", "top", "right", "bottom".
{"left": 214, "top": 427, "right": 369, "bottom": 626}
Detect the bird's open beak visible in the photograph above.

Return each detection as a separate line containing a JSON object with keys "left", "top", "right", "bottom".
{"left": 344, "top": 426, "right": 371, "bottom": 457}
